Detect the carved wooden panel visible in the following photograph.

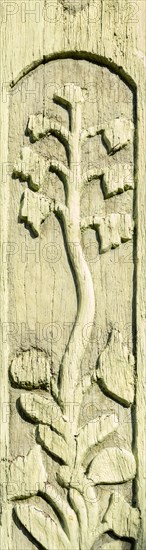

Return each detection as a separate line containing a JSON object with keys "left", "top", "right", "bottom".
{"left": 3, "top": 57, "right": 140, "bottom": 549}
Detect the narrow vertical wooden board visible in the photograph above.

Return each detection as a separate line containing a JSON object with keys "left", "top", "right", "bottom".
{"left": 0, "top": 2, "right": 145, "bottom": 549}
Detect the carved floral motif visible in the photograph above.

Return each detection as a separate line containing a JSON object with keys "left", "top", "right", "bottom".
{"left": 10, "top": 82, "right": 139, "bottom": 549}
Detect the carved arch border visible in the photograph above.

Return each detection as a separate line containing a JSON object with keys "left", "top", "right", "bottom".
{"left": 10, "top": 50, "right": 137, "bottom": 93}
{"left": 7, "top": 51, "right": 144, "bottom": 550}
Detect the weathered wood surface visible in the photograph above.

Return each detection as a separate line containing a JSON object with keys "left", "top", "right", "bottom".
{"left": 0, "top": 2, "right": 145, "bottom": 549}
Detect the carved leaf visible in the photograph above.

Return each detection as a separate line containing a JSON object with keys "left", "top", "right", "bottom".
{"left": 80, "top": 214, "right": 101, "bottom": 230}
{"left": 69, "top": 488, "right": 88, "bottom": 548}
{"left": 19, "top": 392, "right": 70, "bottom": 442}
{"left": 80, "top": 213, "right": 133, "bottom": 254}
{"left": 103, "top": 492, "right": 140, "bottom": 540}
{"left": 98, "top": 213, "right": 133, "bottom": 253}
{"left": 13, "top": 146, "right": 48, "bottom": 190}
{"left": 19, "top": 188, "right": 70, "bottom": 236}
{"left": 49, "top": 159, "right": 70, "bottom": 185}
{"left": 76, "top": 413, "right": 119, "bottom": 465}
{"left": 97, "top": 329, "right": 135, "bottom": 406}
{"left": 103, "top": 117, "right": 134, "bottom": 154}
{"left": 15, "top": 503, "right": 72, "bottom": 550}
{"left": 10, "top": 349, "right": 50, "bottom": 389}
{"left": 102, "top": 163, "right": 134, "bottom": 197}
{"left": 69, "top": 478, "right": 109, "bottom": 548}
{"left": 37, "top": 424, "right": 75, "bottom": 466}
{"left": 57, "top": 465, "right": 72, "bottom": 488}
{"left": 8, "top": 446, "right": 47, "bottom": 500}
{"left": 20, "top": 188, "right": 52, "bottom": 236}
{"left": 41, "top": 483, "right": 79, "bottom": 546}
{"left": 71, "top": 484, "right": 107, "bottom": 550}
{"left": 81, "top": 117, "right": 134, "bottom": 155}
{"left": 82, "top": 167, "right": 103, "bottom": 186}
{"left": 28, "top": 114, "right": 70, "bottom": 148}
{"left": 87, "top": 447, "right": 136, "bottom": 484}
{"left": 69, "top": 484, "right": 108, "bottom": 549}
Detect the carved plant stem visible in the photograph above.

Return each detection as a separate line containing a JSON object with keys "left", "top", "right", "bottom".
{"left": 58, "top": 207, "right": 95, "bottom": 424}
{"left": 56, "top": 87, "right": 95, "bottom": 425}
